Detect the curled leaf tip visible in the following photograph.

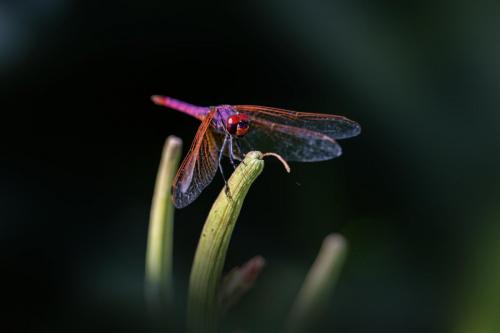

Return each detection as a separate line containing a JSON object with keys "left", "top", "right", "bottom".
{"left": 245, "top": 150, "right": 263, "bottom": 159}
{"left": 262, "top": 152, "right": 291, "bottom": 173}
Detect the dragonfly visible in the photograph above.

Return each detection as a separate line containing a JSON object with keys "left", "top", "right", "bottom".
{"left": 151, "top": 95, "right": 361, "bottom": 208}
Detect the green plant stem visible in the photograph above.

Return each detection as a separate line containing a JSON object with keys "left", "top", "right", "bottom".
{"left": 145, "top": 135, "right": 182, "bottom": 310}
{"left": 187, "top": 151, "right": 265, "bottom": 333}
{"left": 286, "top": 234, "right": 348, "bottom": 333}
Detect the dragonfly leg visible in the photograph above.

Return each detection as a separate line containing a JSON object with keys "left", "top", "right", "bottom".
{"left": 235, "top": 139, "right": 246, "bottom": 165}
{"left": 227, "top": 136, "right": 238, "bottom": 170}
{"left": 218, "top": 134, "right": 232, "bottom": 199}
{"left": 218, "top": 134, "right": 228, "bottom": 181}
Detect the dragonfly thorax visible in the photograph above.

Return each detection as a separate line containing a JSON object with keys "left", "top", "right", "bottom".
{"left": 226, "top": 114, "right": 250, "bottom": 137}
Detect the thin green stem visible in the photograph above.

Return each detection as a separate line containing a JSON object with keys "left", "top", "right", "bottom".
{"left": 187, "top": 151, "right": 265, "bottom": 333}
{"left": 145, "top": 136, "right": 182, "bottom": 310}
{"left": 286, "top": 234, "right": 348, "bottom": 333}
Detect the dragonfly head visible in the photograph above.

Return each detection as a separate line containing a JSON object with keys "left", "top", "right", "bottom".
{"left": 226, "top": 114, "right": 250, "bottom": 137}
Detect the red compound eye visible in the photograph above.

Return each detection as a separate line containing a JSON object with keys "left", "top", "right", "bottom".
{"left": 236, "top": 115, "right": 249, "bottom": 137}
{"left": 226, "top": 114, "right": 250, "bottom": 137}
{"left": 226, "top": 115, "right": 239, "bottom": 135}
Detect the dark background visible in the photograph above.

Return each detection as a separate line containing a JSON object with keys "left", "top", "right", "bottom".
{"left": 3, "top": 0, "right": 500, "bottom": 332}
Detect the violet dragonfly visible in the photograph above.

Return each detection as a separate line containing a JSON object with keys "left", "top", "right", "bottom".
{"left": 151, "top": 95, "right": 361, "bottom": 208}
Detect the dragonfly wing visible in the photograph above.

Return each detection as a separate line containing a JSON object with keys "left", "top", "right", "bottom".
{"left": 237, "top": 118, "right": 342, "bottom": 162}
{"left": 234, "top": 105, "right": 361, "bottom": 140}
{"left": 172, "top": 108, "right": 222, "bottom": 208}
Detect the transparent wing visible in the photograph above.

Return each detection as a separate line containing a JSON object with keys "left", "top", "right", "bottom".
{"left": 172, "top": 108, "right": 223, "bottom": 208}
{"left": 234, "top": 105, "right": 361, "bottom": 140}
{"left": 232, "top": 105, "right": 359, "bottom": 162}
{"left": 236, "top": 118, "right": 342, "bottom": 162}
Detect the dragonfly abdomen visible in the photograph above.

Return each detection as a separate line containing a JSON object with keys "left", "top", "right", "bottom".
{"left": 151, "top": 95, "right": 209, "bottom": 121}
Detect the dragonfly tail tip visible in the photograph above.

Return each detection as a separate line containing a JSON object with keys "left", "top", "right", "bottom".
{"left": 151, "top": 95, "right": 166, "bottom": 106}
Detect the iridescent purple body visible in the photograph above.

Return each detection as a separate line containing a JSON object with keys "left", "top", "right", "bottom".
{"left": 212, "top": 105, "right": 240, "bottom": 134}
{"left": 153, "top": 96, "right": 209, "bottom": 121}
